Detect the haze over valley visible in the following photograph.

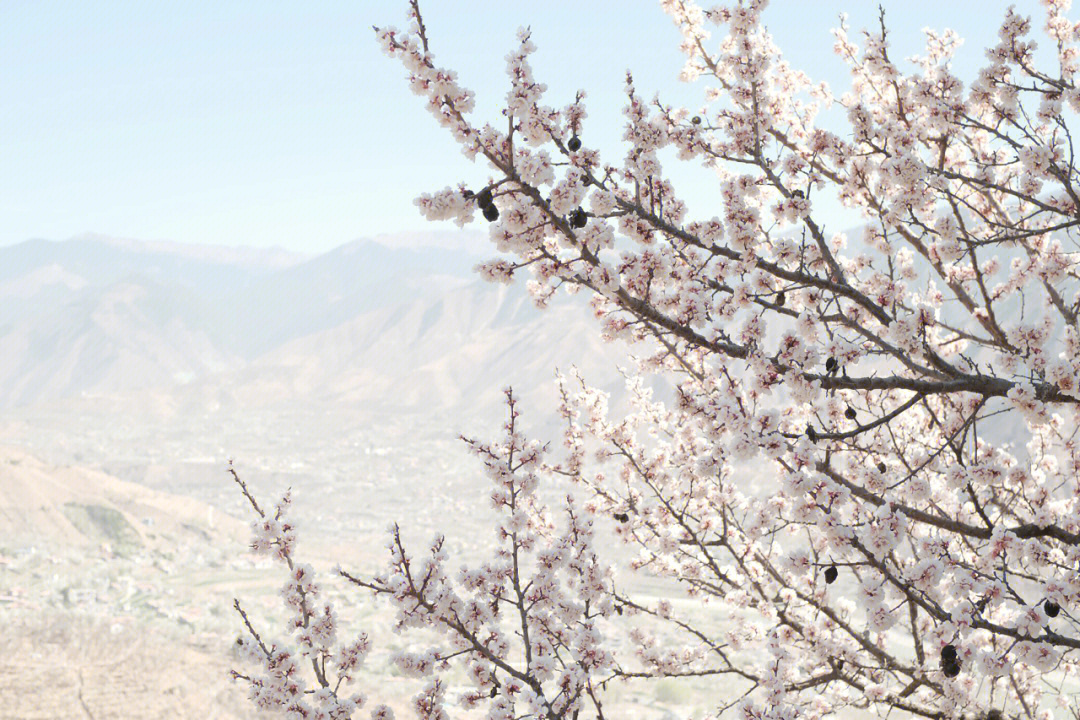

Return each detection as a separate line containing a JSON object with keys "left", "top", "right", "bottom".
{"left": 1, "top": 231, "right": 681, "bottom": 718}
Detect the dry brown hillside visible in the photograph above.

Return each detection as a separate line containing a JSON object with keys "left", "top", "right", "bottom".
{"left": 0, "top": 445, "right": 244, "bottom": 552}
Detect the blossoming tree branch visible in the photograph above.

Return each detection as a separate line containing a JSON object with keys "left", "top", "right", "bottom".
{"left": 230, "top": 1, "right": 1080, "bottom": 718}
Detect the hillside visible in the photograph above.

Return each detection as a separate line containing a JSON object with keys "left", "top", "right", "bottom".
{"left": 0, "top": 445, "right": 244, "bottom": 552}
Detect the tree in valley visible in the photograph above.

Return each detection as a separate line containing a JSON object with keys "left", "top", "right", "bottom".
{"left": 229, "top": 1, "right": 1080, "bottom": 718}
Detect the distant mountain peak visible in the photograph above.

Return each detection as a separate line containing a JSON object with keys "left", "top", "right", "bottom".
{"left": 68, "top": 233, "right": 311, "bottom": 268}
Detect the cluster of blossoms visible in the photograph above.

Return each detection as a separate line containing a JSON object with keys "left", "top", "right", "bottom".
{"left": 234, "top": 0, "right": 1080, "bottom": 718}
{"left": 230, "top": 463, "right": 376, "bottom": 719}
{"left": 232, "top": 392, "right": 616, "bottom": 720}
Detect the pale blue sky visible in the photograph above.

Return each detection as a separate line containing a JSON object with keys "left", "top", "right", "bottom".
{"left": 0, "top": 1, "right": 1054, "bottom": 253}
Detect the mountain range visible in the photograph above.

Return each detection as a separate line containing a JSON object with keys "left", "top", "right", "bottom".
{"left": 0, "top": 231, "right": 630, "bottom": 417}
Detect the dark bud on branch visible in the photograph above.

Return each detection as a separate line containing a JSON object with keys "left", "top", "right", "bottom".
{"left": 940, "top": 645, "right": 962, "bottom": 677}
{"left": 475, "top": 187, "right": 493, "bottom": 208}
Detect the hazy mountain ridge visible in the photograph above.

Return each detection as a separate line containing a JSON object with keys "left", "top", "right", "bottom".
{"left": 218, "top": 236, "right": 486, "bottom": 357}
{"left": 0, "top": 235, "right": 301, "bottom": 294}
{"left": 0, "top": 277, "right": 241, "bottom": 408}
{"left": 234, "top": 279, "right": 626, "bottom": 418}
{"left": 0, "top": 232, "right": 626, "bottom": 415}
